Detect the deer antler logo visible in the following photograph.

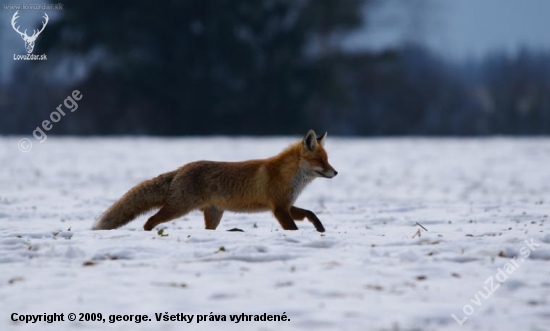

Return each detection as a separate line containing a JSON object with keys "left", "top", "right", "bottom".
{"left": 11, "top": 10, "right": 49, "bottom": 54}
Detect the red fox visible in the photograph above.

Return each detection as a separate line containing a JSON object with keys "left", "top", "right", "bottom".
{"left": 92, "top": 130, "right": 337, "bottom": 232}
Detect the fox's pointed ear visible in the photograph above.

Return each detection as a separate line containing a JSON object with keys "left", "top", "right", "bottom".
{"left": 302, "top": 129, "right": 318, "bottom": 151}
{"left": 317, "top": 132, "right": 327, "bottom": 146}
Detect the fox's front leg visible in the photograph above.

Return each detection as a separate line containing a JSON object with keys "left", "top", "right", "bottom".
{"left": 290, "top": 206, "right": 325, "bottom": 232}
{"left": 272, "top": 208, "right": 299, "bottom": 231}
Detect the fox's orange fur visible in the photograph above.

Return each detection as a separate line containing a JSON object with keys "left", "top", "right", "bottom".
{"left": 92, "top": 130, "right": 337, "bottom": 232}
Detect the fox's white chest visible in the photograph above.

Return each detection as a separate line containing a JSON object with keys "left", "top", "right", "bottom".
{"left": 289, "top": 167, "right": 315, "bottom": 204}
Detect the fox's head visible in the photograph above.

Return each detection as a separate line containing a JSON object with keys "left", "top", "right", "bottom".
{"left": 300, "top": 130, "right": 338, "bottom": 179}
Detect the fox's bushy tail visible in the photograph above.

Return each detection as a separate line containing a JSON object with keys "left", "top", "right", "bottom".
{"left": 92, "top": 170, "right": 177, "bottom": 230}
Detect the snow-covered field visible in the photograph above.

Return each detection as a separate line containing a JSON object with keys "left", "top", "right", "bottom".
{"left": 1, "top": 137, "right": 549, "bottom": 331}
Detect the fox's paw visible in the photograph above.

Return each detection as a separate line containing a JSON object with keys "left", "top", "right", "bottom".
{"left": 314, "top": 222, "right": 325, "bottom": 233}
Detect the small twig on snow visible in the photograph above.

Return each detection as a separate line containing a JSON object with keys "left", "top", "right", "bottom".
{"left": 416, "top": 222, "right": 428, "bottom": 231}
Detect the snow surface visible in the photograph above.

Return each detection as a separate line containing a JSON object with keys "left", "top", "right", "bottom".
{"left": 1, "top": 137, "right": 550, "bottom": 331}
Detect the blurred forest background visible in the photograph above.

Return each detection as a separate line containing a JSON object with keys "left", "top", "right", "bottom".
{"left": 1, "top": 0, "right": 550, "bottom": 136}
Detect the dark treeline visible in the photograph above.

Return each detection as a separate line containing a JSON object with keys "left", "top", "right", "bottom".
{"left": 328, "top": 46, "right": 550, "bottom": 135}
{"left": 2, "top": 0, "right": 550, "bottom": 136}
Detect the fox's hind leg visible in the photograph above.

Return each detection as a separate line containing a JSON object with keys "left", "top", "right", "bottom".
{"left": 143, "top": 204, "right": 193, "bottom": 231}
{"left": 203, "top": 206, "right": 224, "bottom": 230}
